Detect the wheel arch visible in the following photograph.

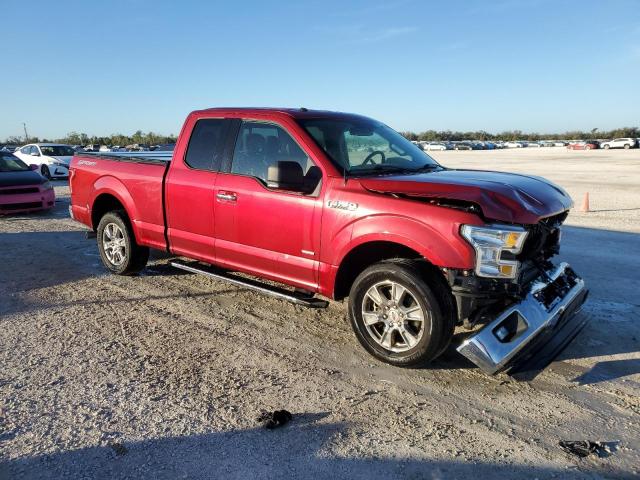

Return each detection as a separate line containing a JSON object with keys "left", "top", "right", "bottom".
{"left": 334, "top": 240, "right": 426, "bottom": 301}
{"left": 89, "top": 177, "right": 139, "bottom": 237}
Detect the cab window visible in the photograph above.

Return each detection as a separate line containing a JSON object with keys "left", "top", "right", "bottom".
{"left": 231, "top": 121, "right": 321, "bottom": 194}
{"left": 184, "top": 119, "right": 231, "bottom": 171}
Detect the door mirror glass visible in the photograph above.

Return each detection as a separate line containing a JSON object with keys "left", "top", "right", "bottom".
{"left": 267, "top": 161, "right": 306, "bottom": 192}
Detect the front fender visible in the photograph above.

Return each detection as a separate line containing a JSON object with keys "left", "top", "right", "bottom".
{"left": 333, "top": 214, "right": 475, "bottom": 269}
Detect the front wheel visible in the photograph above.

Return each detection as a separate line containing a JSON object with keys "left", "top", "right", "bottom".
{"left": 604, "top": 144, "right": 610, "bottom": 149}
{"left": 97, "top": 211, "right": 149, "bottom": 275}
{"left": 41, "top": 165, "right": 51, "bottom": 179}
{"left": 624, "top": 144, "right": 630, "bottom": 149}
{"left": 348, "top": 260, "right": 454, "bottom": 367}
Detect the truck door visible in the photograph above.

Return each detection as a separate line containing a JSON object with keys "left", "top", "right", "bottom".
{"left": 213, "top": 120, "right": 324, "bottom": 291}
{"left": 165, "top": 118, "right": 235, "bottom": 264}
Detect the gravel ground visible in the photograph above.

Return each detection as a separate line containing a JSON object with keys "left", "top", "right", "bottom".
{"left": 1, "top": 147, "right": 639, "bottom": 479}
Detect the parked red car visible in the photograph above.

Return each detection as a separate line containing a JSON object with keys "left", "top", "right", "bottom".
{"left": 70, "top": 108, "right": 588, "bottom": 375}
{"left": 567, "top": 140, "right": 600, "bottom": 150}
{"left": 0, "top": 151, "right": 55, "bottom": 214}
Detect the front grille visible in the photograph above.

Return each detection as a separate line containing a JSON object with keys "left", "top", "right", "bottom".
{"left": 0, "top": 201, "right": 42, "bottom": 211}
{"left": 0, "top": 187, "right": 40, "bottom": 195}
{"left": 519, "top": 211, "right": 568, "bottom": 261}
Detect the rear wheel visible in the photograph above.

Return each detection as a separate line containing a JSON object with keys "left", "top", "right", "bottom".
{"left": 97, "top": 211, "right": 149, "bottom": 275}
{"left": 41, "top": 165, "right": 51, "bottom": 179}
{"left": 624, "top": 144, "right": 630, "bottom": 149}
{"left": 604, "top": 144, "right": 610, "bottom": 149}
{"left": 348, "top": 260, "right": 455, "bottom": 367}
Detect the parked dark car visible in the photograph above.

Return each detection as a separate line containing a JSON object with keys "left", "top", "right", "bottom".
{"left": 0, "top": 152, "right": 55, "bottom": 214}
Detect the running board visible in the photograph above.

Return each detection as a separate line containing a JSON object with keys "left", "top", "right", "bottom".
{"left": 170, "top": 261, "right": 329, "bottom": 308}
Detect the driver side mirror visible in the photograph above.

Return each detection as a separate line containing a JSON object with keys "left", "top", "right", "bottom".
{"left": 267, "top": 161, "right": 305, "bottom": 192}
{"left": 29, "top": 164, "right": 39, "bottom": 171}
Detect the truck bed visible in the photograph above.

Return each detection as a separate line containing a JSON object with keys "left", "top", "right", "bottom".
{"left": 70, "top": 152, "right": 170, "bottom": 251}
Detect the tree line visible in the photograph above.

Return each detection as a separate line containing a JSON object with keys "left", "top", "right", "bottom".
{"left": 400, "top": 126, "right": 639, "bottom": 142}
{"left": 2, "top": 126, "right": 639, "bottom": 146}
{"left": 2, "top": 130, "right": 177, "bottom": 146}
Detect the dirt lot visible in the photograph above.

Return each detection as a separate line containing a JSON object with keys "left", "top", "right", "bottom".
{"left": 1, "top": 147, "right": 639, "bottom": 479}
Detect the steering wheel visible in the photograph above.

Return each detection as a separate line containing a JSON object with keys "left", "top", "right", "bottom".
{"left": 362, "top": 150, "right": 386, "bottom": 165}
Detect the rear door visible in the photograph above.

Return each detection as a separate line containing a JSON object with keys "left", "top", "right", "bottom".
{"left": 213, "top": 120, "right": 324, "bottom": 291}
{"left": 165, "top": 118, "right": 236, "bottom": 264}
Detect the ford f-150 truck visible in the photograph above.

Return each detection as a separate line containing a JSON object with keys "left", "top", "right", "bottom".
{"left": 69, "top": 108, "right": 588, "bottom": 375}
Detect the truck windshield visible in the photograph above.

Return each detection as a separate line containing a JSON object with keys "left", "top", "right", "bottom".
{"left": 0, "top": 153, "right": 30, "bottom": 172}
{"left": 298, "top": 117, "right": 440, "bottom": 176}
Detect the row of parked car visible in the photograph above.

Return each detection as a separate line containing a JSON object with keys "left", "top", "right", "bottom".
{"left": 0, "top": 142, "right": 177, "bottom": 179}
{"left": 81, "top": 143, "right": 176, "bottom": 153}
{"left": 565, "top": 138, "right": 639, "bottom": 150}
{"left": 413, "top": 138, "right": 639, "bottom": 151}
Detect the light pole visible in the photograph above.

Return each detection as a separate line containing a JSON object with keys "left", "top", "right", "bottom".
{"left": 22, "top": 123, "right": 29, "bottom": 143}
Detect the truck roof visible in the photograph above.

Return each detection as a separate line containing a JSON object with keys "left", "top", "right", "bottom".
{"left": 191, "top": 107, "right": 372, "bottom": 122}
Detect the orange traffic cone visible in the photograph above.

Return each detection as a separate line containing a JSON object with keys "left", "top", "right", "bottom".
{"left": 580, "top": 192, "right": 590, "bottom": 212}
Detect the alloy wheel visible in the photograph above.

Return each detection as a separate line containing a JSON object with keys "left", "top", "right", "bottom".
{"left": 102, "top": 223, "right": 127, "bottom": 266}
{"left": 361, "top": 280, "right": 426, "bottom": 352}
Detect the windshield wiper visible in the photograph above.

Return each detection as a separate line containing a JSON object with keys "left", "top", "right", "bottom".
{"left": 349, "top": 164, "right": 441, "bottom": 177}
{"left": 414, "top": 164, "right": 442, "bottom": 172}
{"left": 349, "top": 165, "right": 412, "bottom": 176}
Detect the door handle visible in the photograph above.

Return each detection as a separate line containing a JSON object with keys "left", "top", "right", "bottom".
{"left": 217, "top": 191, "right": 237, "bottom": 202}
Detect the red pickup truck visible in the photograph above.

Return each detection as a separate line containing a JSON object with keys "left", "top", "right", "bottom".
{"left": 70, "top": 108, "right": 588, "bottom": 375}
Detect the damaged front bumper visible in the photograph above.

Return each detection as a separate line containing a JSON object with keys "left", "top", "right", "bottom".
{"left": 456, "top": 262, "right": 589, "bottom": 374}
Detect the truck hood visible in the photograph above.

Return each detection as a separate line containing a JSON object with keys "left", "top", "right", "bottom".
{"left": 358, "top": 169, "right": 573, "bottom": 224}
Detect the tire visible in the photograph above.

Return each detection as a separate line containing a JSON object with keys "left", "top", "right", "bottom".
{"left": 348, "top": 260, "right": 455, "bottom": 368}
{"left": 604, "top": 144, "right": 610, "bottom": 149}
{"left": 624, "top": 144, "right": 630, "bottom": 149}
{"left": 41, "top": 165, "right": 51, "bottom": 179}
{"left": 97, "top": 210, "right": 149, "bottom": 275}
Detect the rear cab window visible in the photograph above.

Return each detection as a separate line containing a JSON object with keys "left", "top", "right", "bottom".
{"left": 184, "top": 119, "right": 232, "bottom": 171}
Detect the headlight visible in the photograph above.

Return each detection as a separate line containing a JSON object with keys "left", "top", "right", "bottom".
{"left": 461, "top": 224, "right": 528, "bottom": 279}
{"left": 41, "top": 181, "right": 53, "bottom": 191}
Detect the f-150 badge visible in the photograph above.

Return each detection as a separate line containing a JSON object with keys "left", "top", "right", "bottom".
{"left": 327, "top": 200, "right": 358, "bottom": 211}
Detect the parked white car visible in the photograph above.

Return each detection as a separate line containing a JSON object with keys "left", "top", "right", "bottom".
{"left": 14, "top": 143, "right": 74, "bottom": 179}
{"left": 423, "top": 142, "right": 447, "bottom": 151}
{"left": 504, "top": 141, "right": 523, "bottom": 148}
{"left": 600, "top": 138, "right": 637, "bottom": 149}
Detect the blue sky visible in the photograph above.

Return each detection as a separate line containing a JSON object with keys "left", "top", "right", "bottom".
{"left": 1, "top": 0, "right": 639, "bottom": 139}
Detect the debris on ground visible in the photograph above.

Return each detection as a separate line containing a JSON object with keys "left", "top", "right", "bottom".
{"left": 559, "top": 440, "right": 614, "bottom": 458}
{"left": 257, "top": 409, "right": 293, "bottom": 430}
{"left": 108, "top": 442, "right": 128, "bottom": 456}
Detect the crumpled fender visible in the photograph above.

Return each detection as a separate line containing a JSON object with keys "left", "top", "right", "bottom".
{"left": 331, "top": 213, "right": 475, "bottom": 269}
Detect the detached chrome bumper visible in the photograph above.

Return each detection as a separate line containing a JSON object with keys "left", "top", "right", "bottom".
{"left": 457, "top": 263, "right": 589, "bottom": 374}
